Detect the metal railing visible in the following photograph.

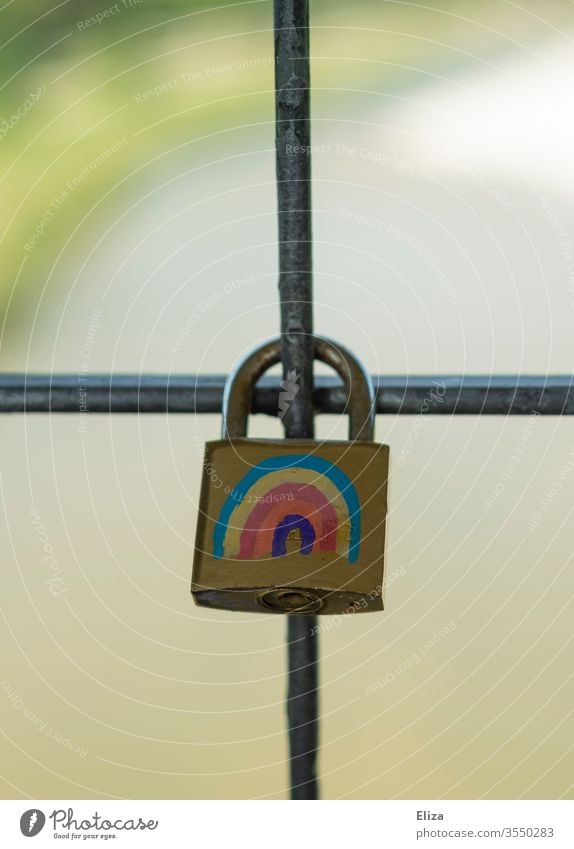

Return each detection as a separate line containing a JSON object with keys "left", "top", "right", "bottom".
{"left": 1, "top": 374, "right": 573, "bottom": 416}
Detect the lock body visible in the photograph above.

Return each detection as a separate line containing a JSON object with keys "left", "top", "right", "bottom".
{"left": 192, "top": 437, "right": 389, "bottom": 614}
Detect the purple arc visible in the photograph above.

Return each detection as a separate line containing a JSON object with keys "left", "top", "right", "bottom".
{"left": 272, "top": 514, "right": 316, "bottom": 557}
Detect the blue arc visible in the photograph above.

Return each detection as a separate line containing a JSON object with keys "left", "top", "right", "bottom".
{"left": 213, "top": 454, "right": 361, "bottom": 563}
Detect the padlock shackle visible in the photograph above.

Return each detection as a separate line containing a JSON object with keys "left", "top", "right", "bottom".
{"left": 222, "top": 337, "right": 375, "bottom": 441}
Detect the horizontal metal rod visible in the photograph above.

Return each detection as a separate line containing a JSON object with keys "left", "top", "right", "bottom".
{"left": 0, "top": 374, "right": 572, "bottom": 415}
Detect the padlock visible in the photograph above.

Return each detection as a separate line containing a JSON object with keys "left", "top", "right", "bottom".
{"left": 192, "top": 337, "right": 390, "bottom": 615}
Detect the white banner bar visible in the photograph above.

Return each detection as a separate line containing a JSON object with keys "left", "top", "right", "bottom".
{"left": 0, "top": 800, "right": 572, "bottom": 848}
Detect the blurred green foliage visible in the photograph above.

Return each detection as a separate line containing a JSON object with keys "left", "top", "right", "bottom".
{"left": 0, "top": 0, "right": 571, "bottom": 328}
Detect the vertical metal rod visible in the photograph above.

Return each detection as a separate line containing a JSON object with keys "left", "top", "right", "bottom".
{"left": 274, "top": 0, "right": 319, "bottom": 800}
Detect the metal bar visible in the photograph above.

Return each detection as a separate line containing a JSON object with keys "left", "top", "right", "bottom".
{"left": 275, "top": 0, "right": 314, "bottom": 434}
{"left": 1, "top": 374, "right": 573, "bottom": 415}
{"left": 274, "top": 0, "right": 319, "bottom": 800}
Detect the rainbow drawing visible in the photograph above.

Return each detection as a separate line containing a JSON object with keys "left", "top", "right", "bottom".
{"left": 213, "top": 454, "right": 361, "bottom": 563}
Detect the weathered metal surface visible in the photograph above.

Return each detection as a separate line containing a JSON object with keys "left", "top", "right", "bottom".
{"left": 274, "top": 0, "right": 318, "bottom": 799}
{"left": 275, "top": 0, "right": 314, "bottom": 441}
{"left": 1, "top": 374, "right": 573, "bottom": 415}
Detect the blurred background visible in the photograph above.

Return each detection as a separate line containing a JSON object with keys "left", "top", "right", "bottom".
{"left": 1, "top": 0, "right": 574, "bottom": 799}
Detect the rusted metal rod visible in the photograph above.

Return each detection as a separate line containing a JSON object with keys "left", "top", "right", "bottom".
{"left": 274, "top": 0, "right": 319, "bottom": 801}
{"left": 1, "top": 374, "right": 573, "bottom": 416}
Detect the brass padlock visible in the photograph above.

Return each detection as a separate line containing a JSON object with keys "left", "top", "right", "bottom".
{"left": 192, "top": 337, "right": 389, "bottom": 615}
